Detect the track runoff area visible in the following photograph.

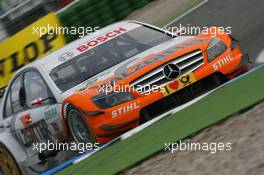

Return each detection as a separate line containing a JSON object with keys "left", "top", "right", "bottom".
{"left": 43, "top": 2, "right": 264, "bottom": 175}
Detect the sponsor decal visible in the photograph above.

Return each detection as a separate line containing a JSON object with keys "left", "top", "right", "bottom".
{"left": 212, "top": 55, "right": 233, "bottom": 71}
{"left": 76, "top": 27, "right": 127, "bottom": 53}
{"left": 110, "top": 53, "right": 166, "bottom": 84}
{"left": 112, "top": 102, "right": 140, "bottom": 118}
{"left": 0, "top": 13, "right": 65, "bottom": 89}
{"left": 161, "top": 73, "right": 197, "bottom": 96}
{"left": 44, "top": 107, "right": 58, "bottom": 122}
{"left": 17, "top": 120, "right": 52, "bottom": 148}
{"left": 20, "top": 114, "right": 32, "bottom": 128}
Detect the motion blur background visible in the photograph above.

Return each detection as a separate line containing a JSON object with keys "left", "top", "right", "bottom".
{"left": 0, "top": 0, "right": 73, "bottom": 41}
{"left": 0, "top": 0, "right": 155, "bottom": 42}
{"left": 0, "top": 0, "right": 155, "bottom": 97}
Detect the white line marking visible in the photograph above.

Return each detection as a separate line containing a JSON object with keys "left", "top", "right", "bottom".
{"left": 165, "top": 0, "right": 208, "bottom": 27}
{"left": 73, "top": 140, "right": 117, "bottom": 164}
{"left": 256, "top": 50, "right": 264, "bottom": 64}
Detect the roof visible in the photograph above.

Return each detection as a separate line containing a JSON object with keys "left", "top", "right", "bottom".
{"left": 35, "top": 21, "right": 143, "bottom": 72}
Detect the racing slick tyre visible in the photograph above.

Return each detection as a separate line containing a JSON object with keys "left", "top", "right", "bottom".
{"left": 68, "top": 109, "right": 96, "bottom": 147}
{"left": 0, "top": 143, "right": 22, "bottom": 175}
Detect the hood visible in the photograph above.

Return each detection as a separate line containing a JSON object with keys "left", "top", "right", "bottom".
{"left": 65, "top": 35, "right": 211, "bottom": 97}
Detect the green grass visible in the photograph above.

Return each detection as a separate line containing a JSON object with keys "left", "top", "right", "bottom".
{"left": 57, "top": 66, "right": 264, "bottom": 175}
{"left": 156, "top": 0, "right": 205, "bottom": 27}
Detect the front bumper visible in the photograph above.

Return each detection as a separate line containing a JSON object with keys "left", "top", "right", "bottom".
{"left": 87, "top": 48, "right": 248, "bottom": 143}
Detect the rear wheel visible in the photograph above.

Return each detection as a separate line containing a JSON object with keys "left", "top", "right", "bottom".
{"left": 0, "top": 143, "right": 22, "bottom": 175}
{"left": 68, "top": 109, "right": 95, "bottom": 146}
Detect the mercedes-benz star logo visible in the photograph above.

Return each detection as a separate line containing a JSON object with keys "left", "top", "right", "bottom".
{"left": 59, "top": 52, "right": 74, "bottom": 62}
{"left": 163, "top": 63, "right": 181, "bottom": 80}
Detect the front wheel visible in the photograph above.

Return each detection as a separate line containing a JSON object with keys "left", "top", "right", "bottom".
{"left": 0, "top": 143, "right": 22, "bottom": 175}
{"left": 68, "top": 109, "right": 95, "bottom": 146}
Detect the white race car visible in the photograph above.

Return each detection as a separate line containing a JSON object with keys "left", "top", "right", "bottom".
{"left": 0, "top": 21, "right": 176, "bottom": 174}
{"left": 0, "top": 20, "right": 249, "bottom": 174}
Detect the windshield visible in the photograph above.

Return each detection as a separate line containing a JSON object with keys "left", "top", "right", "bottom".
{"left": 50, "top": 26, "right": 172, "bottom": 92}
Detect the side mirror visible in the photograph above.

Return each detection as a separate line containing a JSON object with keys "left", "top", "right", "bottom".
{"left": 0, "top": 88, "right": 5, "bottom": 98}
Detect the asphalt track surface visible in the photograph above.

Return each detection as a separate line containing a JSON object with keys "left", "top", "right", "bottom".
{"left": 169, "top": 0, "right": 264, "bottom": 60}
{"left": 121, "top": 1, "right": 264, "bottom": 174}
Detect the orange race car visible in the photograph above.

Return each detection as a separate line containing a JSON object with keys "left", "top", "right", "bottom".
{"left": 51, "top": 21, "right": 250, "bottom": 144}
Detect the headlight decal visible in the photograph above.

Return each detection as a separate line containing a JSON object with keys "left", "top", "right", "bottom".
{"left": 92, "top": 92, "right": 134, "bottom": 109}
{"left": 207, "top": 38, "right": 227, "bottom": 62}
